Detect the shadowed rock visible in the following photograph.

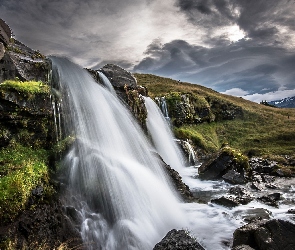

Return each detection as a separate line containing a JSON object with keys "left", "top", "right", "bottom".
{"left": 154, "top": 229, "right": 205, "bottom": 250}
{"left": 232, "top": 219, "right": 295, "bottom": 250}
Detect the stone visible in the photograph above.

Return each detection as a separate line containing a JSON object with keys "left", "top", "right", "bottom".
{"left": 153, "top": 229, "right": 205, "bottom": 250}
{"left": 257, "top": 193, "right": 281, "bottom": 207}
{"left": 198, "top": 151, "right": 233, "bottom": 180}
{"left": 211, "top": 196, "right": 240, "bottom": 208}
{"left": 229, "top": 186, "right": 254, "bottom": 205}
{"left": 99, "top": 64, "right": 137, "bottom": 89}
{"left": 232, "top": 219, "right": 295, "bottom": 250}
{"left": 222, "top": 169, "right": 246, "bottom": 184}
{"left": 162, "top": 161, "right": 195, "bottom": 202}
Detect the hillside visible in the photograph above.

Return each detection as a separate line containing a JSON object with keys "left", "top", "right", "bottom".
{"left": 134, "top": 73, "right": 295, "bottom": 162}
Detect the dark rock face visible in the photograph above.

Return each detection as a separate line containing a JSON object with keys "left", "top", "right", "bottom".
{"left": 222, "top": 169, "right": 246, "bottom": 184}
{"left": 99, "top": 64, "right": 137, "bottom": 89}
{"left": 0, "top": 200, "right": 83, "bottom": 249}
{"left": 211, "top": 196, "right": 241, "bottom": 207}
{"left": 162, "top": 162, "right": 195, "bottom": 202}
{"left": 0, "top": 87, "right": 54, "bottom": 149}
{"left": 257, "top": 193, "right": 281, "bottom": 207}
{"left": 153, "top": 229, "right": 205, "bottom": 250}
{"left": 0, "top": 39, "right": 50, "bottom": 84}
{"left": 198, "top": 151, "right": 234, "bottom": 180}
{"left": 232, "top": 219, "right": 295, "bottom": 250}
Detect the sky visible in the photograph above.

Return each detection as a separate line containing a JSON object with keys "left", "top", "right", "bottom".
{"left": 1, "top": 0, "right": 295, "bottom": 102}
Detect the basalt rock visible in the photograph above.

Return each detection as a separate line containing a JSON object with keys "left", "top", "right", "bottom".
{"left": 222, "top": 169, "right": 247, "bottom": 184}
{"left": 198, "top": 150, "right": 234, "bottom": 180}
{"left": 163, "top": 162, "right": 195, "bottom": 202}
{"left": 153, "top": 229, "right": 205, "bottom": 250}
{"left": 232, "top": 219, "right": 295, "bottom": 250}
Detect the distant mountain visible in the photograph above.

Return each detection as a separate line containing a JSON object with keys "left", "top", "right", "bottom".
{"left": 268, "top": 96, "right": 295, "bottom": 108}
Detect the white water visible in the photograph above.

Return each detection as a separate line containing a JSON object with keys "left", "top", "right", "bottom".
{"left": 51, "top": 57, "right": 187, "bottom": 250}
{"left": 144, "top": 97, "right": 185, "bottom": 172}
{"left": 97, "top": 71, "right": 117, "bottom": 95}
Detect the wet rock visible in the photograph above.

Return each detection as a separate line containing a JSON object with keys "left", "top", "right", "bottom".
{"left": 163, "top": 162, "right": 195, "bottom": 202}
{"left": 0, "top": 201, "right": 83, "bottom": 249}
{"left": 99, "top": 64, "right": 137, "bottom": 89}
{"left": 237, "top": 208, "right": 272, "bottom": 223}
{"left": 232, "top": 245, "right": 255, "bottom": 250}
{"left": 211, "top": 196, "right": 240, "bottom": 208}
{"left": 257, "top": 193, "right": 281, "bottom": 207}
{"left": 198, "top": 151, "right": 233, "bottom": 180}
{"left": 232, "top": 219, "right": 295, "bottom": 250}
{"left": 229, "top": 186, "right": 254, "bottom": 205}
{"left": 287, "top": 209, "right": 295, "bottom": 214}
{"left": 153, "top": 229, "right": 205, "bottom": 250}
{"left": 249, "top": 158, "right": 277, "bottom": 173}
{"left": 222, "top": 169, "right": 246, "bottom": 184}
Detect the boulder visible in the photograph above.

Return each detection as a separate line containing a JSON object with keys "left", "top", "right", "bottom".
{"left": 99, "top": 64, "right": 137, "bottom": 89}
{"left": 229, "top": 186, "right": 254, "bottom": 205}
{"left": 257, "top": 193, "right": 281, "bottom": 207}
{"left": 198, "top": 150, "right": 233, "bottom": 180}
{"left": 222, "top": 169, "right": 246, "bottom": 184}
{"left": 211, "top": 196, "right": 240, "bottom": 208}
{"left": 232, "top": 219, "right": 295, "bottom": 250}
{"left": 153, "top": 229, "right": 205, "bottom": 250}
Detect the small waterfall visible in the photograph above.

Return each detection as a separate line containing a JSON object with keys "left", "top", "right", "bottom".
{"left": 144, "top": 97, "right": 185, "bottom": 171}
{"left": 175, "top": 139, "right": 198, "bottom": 166}
{"left": 155, "top": 96, "right": 170, "bottom": 123}
{"left": 50, "top": 57, "right": 186, "bottom": 250}
{"left": 97, "top": 71, "right": 117, "bottom": 95}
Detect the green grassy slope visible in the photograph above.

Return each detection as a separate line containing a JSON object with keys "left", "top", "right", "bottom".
{"left": 134, "top": 73, "right": 295, "bottom": 160}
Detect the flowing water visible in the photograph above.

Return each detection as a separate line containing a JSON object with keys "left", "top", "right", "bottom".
{"left": 144, "top": 96, "right": 185, "bottom": 172}
{"left": 51, "top": 57, "right": 187, "bottom": 250}
{"left": 51, "top": 57, "right": 295, "bottom": 250}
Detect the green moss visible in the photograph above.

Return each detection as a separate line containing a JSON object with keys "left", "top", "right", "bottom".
{"left": 0, "top": 143, "right": 50, "bottom": 223}
{"left": 221, "top": 145, "right": 250, "bottom": 171}
{"left": 0, "top": 79, "right": 50, "bottom": 95}
{"left": 174, "top": 124, "right": 220, "bottom": 152}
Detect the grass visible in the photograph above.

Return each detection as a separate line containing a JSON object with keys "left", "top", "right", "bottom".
{"left": 0, "top": 79, "right": 50, "bottom": 95}
{"left": 135, "top": 73, "right": 295, "bottom": 158}
{"left": 0, "top": 143, "right": 51, "bottom": 223}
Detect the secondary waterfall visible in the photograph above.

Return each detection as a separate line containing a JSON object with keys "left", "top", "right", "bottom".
{"left": 50, "top": 57, "right": 186, "bottom": 250}
{"left": 155, "top": 97, "right": 170, "bottom": 123}
{"left": 144, "top": 97, "right": 185, "bottom": 172}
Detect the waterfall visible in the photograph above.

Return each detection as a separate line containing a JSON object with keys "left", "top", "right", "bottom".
{"left": 97, "top": 71, "right": 117, "bottom": 95}
{"left": 50, "top": 57, "right": 186, "bottom": 250}
{"left": 144, "top": 97, "right": 185, "bottom": 171}
{"left": 155, "top": 96, "right": 170, "bottom": 123}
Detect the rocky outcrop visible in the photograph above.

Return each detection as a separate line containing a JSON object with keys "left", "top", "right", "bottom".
{"left": 162, "top": 160, "right": 195, "bottom": 202}
{"left": 0, "top": 199, "right": 83, "bottom": 249}
{"left": 232, "top": 219, "right": 295, "bottom": 250}
{"left": 163, "top": 92, "right": 243, "bottom": 126}
{"left": 88, "top": 65, "right": 148, "bottom": 129}
{"left": 154, "top": 229, "right": 205, "bottom": 250}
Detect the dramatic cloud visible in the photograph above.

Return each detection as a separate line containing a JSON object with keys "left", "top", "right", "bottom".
{"left": 0, "top": 0, "right": 294, "bottom": 101}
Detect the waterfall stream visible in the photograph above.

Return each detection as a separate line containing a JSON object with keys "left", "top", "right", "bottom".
{"left": 51, "top": 57, "right": 187, "bottom": 250}
{"left": 50, "top": 57, "right": 295, "bottom": 250}
{"left": 144, "top": 96, "right": 185, "bottom": 172}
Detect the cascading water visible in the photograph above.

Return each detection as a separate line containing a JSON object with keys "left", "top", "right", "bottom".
{"left": 97, "top": 71, "right": 117, "bottom": 95}
{"left": 155, "top": 97, "right": 170, "bottom": 123}
{"left": 144, "top": 97, "right": 185, "bottom": 172}
{"left": 50, "top": 57, "right": 187, "bottom": 250}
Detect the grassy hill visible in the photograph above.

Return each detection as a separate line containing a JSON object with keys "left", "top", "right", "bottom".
{"left": 134, "top": 73, "right": 295, "bottom": 163}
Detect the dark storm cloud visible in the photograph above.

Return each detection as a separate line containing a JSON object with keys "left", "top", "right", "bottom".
{"left": 176, "top": 0, "right": 295, "bottom": 47}
{"left": 134, "top": 38, "right": 294, "bottom": 98}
